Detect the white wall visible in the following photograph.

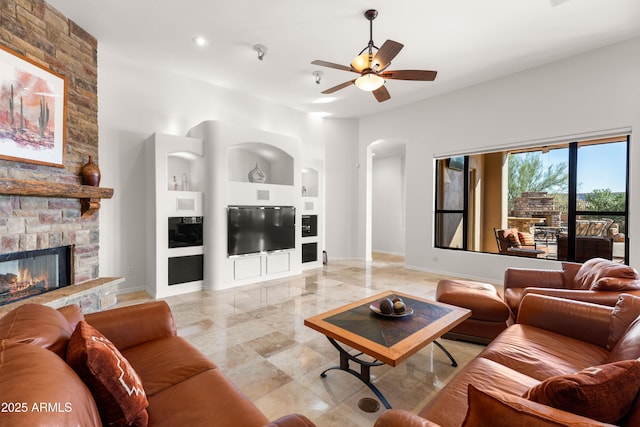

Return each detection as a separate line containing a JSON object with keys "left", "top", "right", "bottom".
{"left": 324, "top": 119, "right": 360, "bottom": 260}
{"left": 97, "top": 52, "right": 326, "bottom": 289}
{"left": 372, "top": 155, "right": 406, "bottom": 255}
{"left": 358, "top": 37, "right": 640, "bottom": 283}
{"left": 98, "top": 36, "right": 640, "bottom": 288}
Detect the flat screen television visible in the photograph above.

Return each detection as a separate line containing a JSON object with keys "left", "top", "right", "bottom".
{"left": 227, "top": 206, "right": 296, "bottom": 256}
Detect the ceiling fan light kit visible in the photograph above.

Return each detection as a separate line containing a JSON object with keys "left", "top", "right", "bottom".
{"left": 312, "top": 8, "right": 437, "bottom": 102}
{"left": 355, "top": 73, "right": 384, "bottom": 91}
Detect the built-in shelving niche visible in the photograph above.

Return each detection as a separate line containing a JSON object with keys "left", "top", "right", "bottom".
{"left": 227, "top": 142, "right": 294, "bottom": 186}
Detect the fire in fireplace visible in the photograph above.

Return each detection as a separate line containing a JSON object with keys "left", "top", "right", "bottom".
{"left": 0, "top": 246, "right": 73, "bottom": 306}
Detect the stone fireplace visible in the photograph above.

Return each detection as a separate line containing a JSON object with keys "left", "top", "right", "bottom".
{"left": 0, "top": 245, "right": 73, "bottom": 306}
{"left": 0, "top": 1, "right": 116, "bottom": 314}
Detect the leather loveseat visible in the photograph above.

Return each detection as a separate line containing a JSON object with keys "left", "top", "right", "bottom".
{"left": 374, "top": 293, "right": 640, "bottom": 427}
{"left": 504, "top": 257, "right": 640, "bottom": 317}
{"left": 0, "top": 301, "right": 315, "bottom": 427}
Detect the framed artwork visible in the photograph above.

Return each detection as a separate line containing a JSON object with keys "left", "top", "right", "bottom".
{"left": 0, "top": 44, "right": 67, "bottom": 168}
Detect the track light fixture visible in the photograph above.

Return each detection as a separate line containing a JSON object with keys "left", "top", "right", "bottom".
{"left": 253, "top": 44, "right": 267, "bottom": 60}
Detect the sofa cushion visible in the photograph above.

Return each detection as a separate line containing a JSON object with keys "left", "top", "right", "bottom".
{"left": 121, "top": 336, "right": 217, "bottom": 396}
{"left": 0, "top": 303, "right": 74, "bottom": 357}
{"left": 573, "top": 258, "right": 639, "bottom": 290}
{"left": 67, "top": 321, "right": 149, "bottom": 427}
{"left": 524, "top": 360, "right": 640, "bottom": 424}
{"left": 462, "top": 384, "right": 616, "bottom": 427}
{"left": 418, "top": 357, "right": 539, "bottom": 427}
{"left": 146, "top": 368, "right": 270, "bottom": 427}
{"left": 57, "top": 304, "right": 85, "bottom": 330}
{"left": 607, "top": 294, "right": 640, "bottom": 351}
{"left": 609, "top": 315, "right": 640, "bottom": 362}
{"left": 0, "top": 339, "right": 102, "bottom": 426}
{"left": 480, "top": 324, "right": 610, "bottom": 381}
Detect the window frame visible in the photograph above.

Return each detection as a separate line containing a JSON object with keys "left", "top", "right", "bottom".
{"left": 434, "top": 135, "right": 630, "bottom": 264}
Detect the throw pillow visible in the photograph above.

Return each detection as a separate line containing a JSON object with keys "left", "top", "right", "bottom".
{"left": 518, "top": 231, "right": 536, "bottom": 246}
{"left": 67, "top": 321, "right": 149, "bottom": 427}
{"left": 575, "top": 220, "right": 590, "bottom": 236}
{"left": 0, "top": 303, "right": 74, "bottom": 357}
{"left": 573, "top": 258, "right": 639, "bottom": 290}
{"left": 592, "top": 277, "right": 640, "bottom": 291}
{"left": 524, "top": 359, "right": 640, "bottom": 424}
{"left": 506, "top": 232, "right": 520, "bottom": 247}
{"left": 607, "top": 294, "right": 640, "bottom": 350}
{"left": 462, "top": 384, "right": 614, "bottom": 427}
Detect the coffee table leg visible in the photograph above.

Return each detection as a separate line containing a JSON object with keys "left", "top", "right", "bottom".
{"left": 321, "top": 337, "right": 392, "bottom": 409}
{"left": 433, "top": 340, "right": 458, "bottom": 367}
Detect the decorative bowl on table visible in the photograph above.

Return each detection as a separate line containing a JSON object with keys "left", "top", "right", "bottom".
{"left": 370, "top": 297, "right": 413, "bottom": 318}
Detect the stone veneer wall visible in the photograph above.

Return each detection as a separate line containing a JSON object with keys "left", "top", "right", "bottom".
{"left": 0, "top": 0, "right": 100, "bottom": 284}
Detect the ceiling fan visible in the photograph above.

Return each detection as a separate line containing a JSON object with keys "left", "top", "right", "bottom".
{"left": 312, "top": 9, "right": 437, "bottom": 102}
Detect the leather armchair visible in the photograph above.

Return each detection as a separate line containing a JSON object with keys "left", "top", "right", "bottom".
{"left": 504, "top": 258, "right": 640, "bottom": 317}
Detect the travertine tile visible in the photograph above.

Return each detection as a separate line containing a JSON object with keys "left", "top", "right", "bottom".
{"left": 114, "top": 254, "right": 485, "bottom": 425}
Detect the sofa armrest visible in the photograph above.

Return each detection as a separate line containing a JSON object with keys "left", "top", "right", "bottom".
{"left": 517, "top": 294, "right": 612, "bottom": 347}
{"left": 374, "top": 409, "right": 440, "bottom": 427}
{"left": 504, "top": 268, "right": 565, "bottom": 290}
{"left": 268, "top": 413, "right": 317, "bottom": 427}
{"left": 84, "top": 301, "right": 176, "bottom": 350}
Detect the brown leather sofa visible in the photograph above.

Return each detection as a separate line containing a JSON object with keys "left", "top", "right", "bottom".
{"left": 504, "top": 257, "right": 640, "bottom": 317}
{"left": 0, "top": 301, "right": 315, "bottom": 427}
{"left": 374, "top": 293, "right": 640, "bottom": 427}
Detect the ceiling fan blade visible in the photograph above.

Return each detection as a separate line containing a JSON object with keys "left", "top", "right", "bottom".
{"left": 322, "top": 79, "right": 356, "bottom": 94}
{"left": 372, "top": 40, "right": 403, "bottom": 70}
{"left": 311, "top": 60, "right": 354, "bottom": 73}
{"left": 372, "top": 85, "right": 391, "bottom": 102}
{"left": 380, "top": 70, "right": 438, "bottom": 81}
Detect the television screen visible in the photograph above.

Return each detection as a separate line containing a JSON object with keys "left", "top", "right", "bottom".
{"left": 227, "top": 206, "right": 295, "bottom": 256}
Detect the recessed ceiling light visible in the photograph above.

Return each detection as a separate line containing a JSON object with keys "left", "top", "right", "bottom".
{"left": 192, "top": 36, "right": 208, "bottom": 47}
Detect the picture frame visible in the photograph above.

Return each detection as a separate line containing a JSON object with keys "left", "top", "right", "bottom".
{"left": 0, "top": 44, "right": 67, "bottom": 168}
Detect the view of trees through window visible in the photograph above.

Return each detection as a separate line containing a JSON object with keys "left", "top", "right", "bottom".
{"left": 434, "top": 135, "right": 629, "bottom": 264}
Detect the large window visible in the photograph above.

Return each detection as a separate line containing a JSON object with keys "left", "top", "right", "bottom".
{"left": 434, "top": 135, "right": 630, "bottom": 264}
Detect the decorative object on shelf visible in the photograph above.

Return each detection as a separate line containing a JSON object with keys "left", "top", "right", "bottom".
{"left": 181, "top": 172, "right": 190, "bottom": 191}
{"left": 80, "top": 156, "right": 101, "bottom": 187}
{"left": 248, "top": 161, "right": 267, "bottom": 183}
{"left": 0, "top": 44, "right": 67, "bottom": 168}
{"left": 171, "top": 176, "right": 179, "bottom": 191}
{"left": 302, "top": 185, "right": 307, "bottom": 196}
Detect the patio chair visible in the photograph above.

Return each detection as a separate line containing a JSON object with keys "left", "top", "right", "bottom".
{"left": 494, "top": 227, "right": 547, "bottom": 258}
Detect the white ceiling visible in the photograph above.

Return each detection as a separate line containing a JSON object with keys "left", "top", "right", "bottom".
{"left": 46, "top": 0, "right": 640, "bottom": 118}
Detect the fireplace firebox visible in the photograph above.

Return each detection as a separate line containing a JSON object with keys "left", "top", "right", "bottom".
{"left": 0, "top": 246, "right": 73, "bottom": 306}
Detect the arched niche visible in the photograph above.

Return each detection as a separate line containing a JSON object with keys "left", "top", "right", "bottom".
{"left": 227, "top": 142, "right": 294, "bottom": 186}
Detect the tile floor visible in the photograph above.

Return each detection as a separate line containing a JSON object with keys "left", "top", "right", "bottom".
{"left": 117, "top": 254, "right": 487, "bottom": 426}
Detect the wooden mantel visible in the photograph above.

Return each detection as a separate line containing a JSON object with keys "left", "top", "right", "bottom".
{"left": 0, "top": 178, "right": 114, "bottom": 218}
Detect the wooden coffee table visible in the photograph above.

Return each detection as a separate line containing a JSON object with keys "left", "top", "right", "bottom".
{"left": 304, "top": 290, "right": 471, "bottom": 409}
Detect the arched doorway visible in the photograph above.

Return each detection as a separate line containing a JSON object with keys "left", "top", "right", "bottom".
{"left": 366, "top": 139, "right": 407, "bottom": 261}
